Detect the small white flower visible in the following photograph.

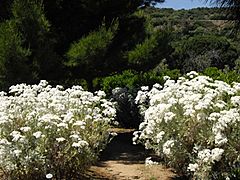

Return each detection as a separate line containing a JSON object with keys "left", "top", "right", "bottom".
{"left": 13, "top": 149, "right": 22, "bottom": 157}
{"left": 63, "top": 112, "right": 74, "bottom": 122}
{"left": 70, "top": 134, "right": 80, "bottom": 139}
{"left": 215, "top": 133, "right": 228, "bottom": 145}
{"left": 156, "top": 131, "right": 165, "bottom": 143}
{"left": 72, "top": 140, "right": 89, "bottom": 148}
{"left": 153, "top": 83, "right": 162, "bottom": 89}
{"left": 79, "top": 140, "right": 89, "bottom": 147}
{"left": 10, "top": 131, "right": 23, "bottom": 142}
{"left": 110, "top": 132, "right": 118, "bottom": 136}
{"left": 198, "top": 149, "right": 211, "bottom": 162}
{"left": 73, "top": 121, "right": 86, "bottom": 127}
{"left": 187, "top": 163, "right": 199, "bottom": 172}
{"left": 56, "top": 137, "right": 66, "bottom": 142}
{"left": 39, "top": 80, "right": 48, "bottom": 87}
{"left": 72, "top": 142, "right": 81, "bottom": 147}
{"left": 0, "top": 139, "right": 11, "bottom": 145}
{"left": 96, "top": 90, "right": 106, "bottom": 97}
{"left": 164, "top": 112, "right": 176, "bottom": 123}
{"left": 211, "top": 148, "right": 224, "bottom": 162}
{"left": 20, "top": 126, "right": 31, "bottom": 132}
{"left": 215, "top": 100, "right": 226, "bottom": 109}
{"left": 141, "top": 86, "right": 149, "bottom": 91}
{"left": 163, "top": 76, "right": 170, "bottom": 81}
{"left": 46, "top": 173, "right": 53, "bottom": 179}
{"left": 33, "top": 131, "right": 42, "bottom": 139}
{"left": 163, "top": 140, "right": 175, "bottom": 156}
{"left": 145, "top": 157, "right": 158, "bottom": 166}
{"left": 231, "top": 96, "right": 240, "bottom": 107}
{"left": 57, "top": 123, "right": 68, "bottom": 128}
{"left": 186, "top": 71, "right": 198, "bottom": 78}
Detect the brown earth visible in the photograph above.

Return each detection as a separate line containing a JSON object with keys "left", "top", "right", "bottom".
{"left": 83, "top": 129, "right": 177, "bottom": 180}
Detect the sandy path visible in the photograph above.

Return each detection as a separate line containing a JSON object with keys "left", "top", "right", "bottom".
{"left": 84, "top": 130, "right": 176, "bottom": 180}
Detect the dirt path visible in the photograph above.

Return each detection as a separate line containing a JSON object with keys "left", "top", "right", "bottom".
{"left": 84, "top": 130, "right": 176, "bottom": 180}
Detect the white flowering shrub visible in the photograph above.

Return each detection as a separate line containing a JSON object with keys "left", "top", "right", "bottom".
{"left": 134, "top": 72, "right": 240, "bottom": 179}
{"left": 0, "top": 81, "right": 116, "bottom": 179}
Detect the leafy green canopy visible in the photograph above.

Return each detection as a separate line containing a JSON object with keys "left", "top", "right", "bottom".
{"left": 65, "top": 21, "right": 119, "bottom": 90}
{"left": 0, "top": 0, "right": 63, "bottom": 89}
{"left": 66, "top": 22, "right": 118, "bottom": 67}
{"left": 170, "top": 35, "right": 238, "bottom": 73}
{"left": 0, "top": 0, "right": 168, "bottom": 89}
{"left": 0, "top": 21, "right": 31, "bottom": 89}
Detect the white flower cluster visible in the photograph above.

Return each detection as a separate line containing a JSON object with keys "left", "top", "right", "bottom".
{"left": 134, "top": 72, "right": 240, "bottom": 179}
{"left": 0, "top": 81, "right": 116, "bottom": 179}
{"left": 162, "top": 140, "right": 175, "bottom": 156}
{"left": 145, "top": 157, "right": 159, "bottom": 166}
{"left": 187, "top": 147, "right": 225, "bottom": 179}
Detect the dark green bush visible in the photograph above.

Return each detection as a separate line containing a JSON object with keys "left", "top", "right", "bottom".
{"left": 0, "top": 20, "right": 31, "bottom": 90}
{"left": 170, "top": 34, "right": 239, "bottom": 73}
{"left": 203, "top": 67, "right": 240, "bottom": 84}
{"left": 99, "top": 68, "right": 181, "bottom": 95}
{"left": 100, "top": 70, "right": 138, "bottom": 94}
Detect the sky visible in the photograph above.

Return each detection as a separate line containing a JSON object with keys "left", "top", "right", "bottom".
{"left": 156, "top": 0, "right": 214, "bottom": 10}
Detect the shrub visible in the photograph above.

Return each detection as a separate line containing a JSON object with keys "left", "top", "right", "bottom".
{"left": 134, "top": 72, "right": 240, "bottom": 179}
{"left": 203, "top": 67, "right": 240, "bottom": 84}
{"left": 100, "top": 69, "right": 181, "bottom": 95}
{"left": 100, "top": 70, "right": 139, "bottom": 94}
{"left": 0, "top": 81, "right": 116, "bottom": 179}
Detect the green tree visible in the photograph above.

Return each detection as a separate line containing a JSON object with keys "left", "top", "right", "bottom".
{"left": 39, "top": 0, "right": 166, "bottom": 53}
{"left": 12, "top": 0, "right": 63, "bottom": 82}
{"left": 1, "top": 0, "right": 167, "bottom": 89}
{"left": 0, "top": 20, "right": 31, "bottom": 89}
{"left": 66, "top": 22, "right": 119, "bottom": 90}
{"left": 126, "top": 13, "right": 174, "bottom": 72}
{"left": 0, "top": 0, "right": 63, "bottom": 90}
{"left": 126, "top": 29, "right": 173, "bottom": 71}
{"left": 62, "top": 1, "right": 168, "bottom": 90}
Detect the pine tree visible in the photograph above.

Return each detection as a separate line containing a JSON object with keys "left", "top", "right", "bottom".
{"left": 0, "top": 20, "right": 31, "bottom": 89}
{"left": 11, "top": 0, "right": 63, "bottom": 82}
{"left": 66, "top": 21, "right": 119, "bottom": 90}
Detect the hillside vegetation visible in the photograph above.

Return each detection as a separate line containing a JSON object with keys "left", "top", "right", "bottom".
{"left": 0, "top": 1, "right": 239, "bottom": 92}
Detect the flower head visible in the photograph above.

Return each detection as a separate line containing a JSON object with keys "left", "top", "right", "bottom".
{"left": 46, "top": 173, "right": 53, "bottom": 179}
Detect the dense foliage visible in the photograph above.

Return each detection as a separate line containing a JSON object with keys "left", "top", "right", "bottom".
{"left": 144, "top": 7, "right": 240, "bottom": 72}
{"left": 209, "top": 0, "right": 240, "bottom": 25}
{"left": 134, "top": 72, "right": 240, "bottom": 179}
{"left": 0, "top": 0, "right": 170, "bottom": 90}
{"left": 0, "top": 81, "right": 116, "bottom": 179}
{"left": 0, "top": 0, "right": 239, "bottom": 92}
